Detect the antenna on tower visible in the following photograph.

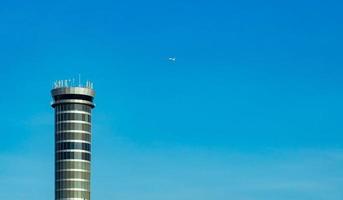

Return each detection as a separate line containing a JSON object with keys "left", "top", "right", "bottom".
{"left": 78, "top": 74, "right": 81, "bottom": 87}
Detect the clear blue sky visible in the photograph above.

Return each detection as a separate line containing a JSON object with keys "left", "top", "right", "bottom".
{"left": 0, "top": 0, "right": 343, "bottom": 199}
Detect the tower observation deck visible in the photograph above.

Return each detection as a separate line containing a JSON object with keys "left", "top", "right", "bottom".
{"left": 51, "top": 80, "right": 95, "bottom": 200}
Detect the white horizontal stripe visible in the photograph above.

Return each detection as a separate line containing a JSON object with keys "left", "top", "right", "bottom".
{"left": 56, "top": 199, "right": 89, "bottom": 200}
{"left": 56, "top": 130, "right": 91, "bottom": 134}
{"left": 56, "top": 159, "right": 90, "bottom": 163}
{"left": 56, "top": 178, "right": 89, "bottom": 182}
{"left": 56, "top": 149, "right": 91, "bottom": 154}
{"left": 56, "top": 188, "right": 89, "bottom": 192}
{"left": 57, "top": 120, "right": 91, "bottom": 125}
{"left": 57, "top": 110, "right": 90, "bottom": 115}
{"left": 57, "top": 169, "right": 90, "bottom": 173}
{"left": 57, "top": 198, "right": 89, "bottom": 200}
{"left": 56, "top": 140, "right": 91, "bottom": 144}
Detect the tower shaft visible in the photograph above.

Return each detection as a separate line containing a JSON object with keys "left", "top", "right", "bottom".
{"left": 52, "top": 86, "right": 95, "bottom": 200}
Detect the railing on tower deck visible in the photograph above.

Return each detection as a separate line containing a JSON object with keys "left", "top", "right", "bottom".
{"left": 53, "top": 79, "right": 94, "bottom": 90}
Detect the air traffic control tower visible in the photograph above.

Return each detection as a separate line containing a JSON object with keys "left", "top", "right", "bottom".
{"left": 51, "top": 80, "right": 95, "bottom": 200}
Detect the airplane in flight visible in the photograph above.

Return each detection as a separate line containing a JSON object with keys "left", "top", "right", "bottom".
{"left": 168, "top": 57, "right": 176, "bottom": 62}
